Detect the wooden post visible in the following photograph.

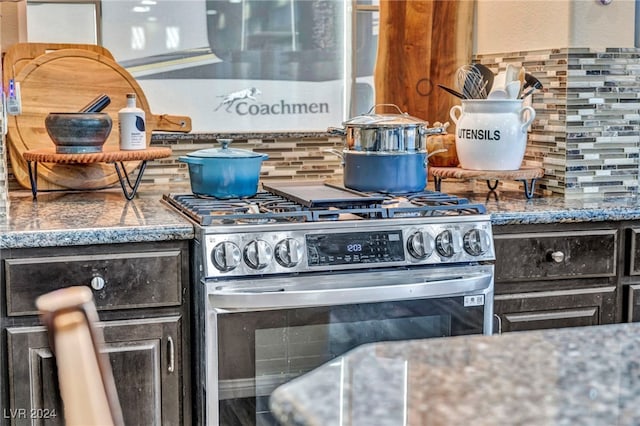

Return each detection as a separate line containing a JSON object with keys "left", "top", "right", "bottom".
{"left": 374, "top": 0, "right": 474, "bottom": 125}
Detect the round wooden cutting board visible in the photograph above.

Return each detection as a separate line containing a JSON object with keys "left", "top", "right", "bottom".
{"left": 7, "top": 48, "right": 191, "bottom": 190}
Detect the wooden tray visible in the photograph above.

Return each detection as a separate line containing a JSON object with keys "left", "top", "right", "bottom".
{"left": 5, "top": 46, "right": 191, "bottom": 190}
{"left": 430, "top": 166, "right": 544, "bottom": 199}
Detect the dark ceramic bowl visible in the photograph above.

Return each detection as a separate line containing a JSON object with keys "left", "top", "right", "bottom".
{"left": 45, "top": 112, "right": 113, "bottom": 154}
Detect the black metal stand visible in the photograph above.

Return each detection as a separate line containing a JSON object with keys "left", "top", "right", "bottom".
{"left": 433, "top": 175, "right": 539, "bottom": 199}
{"left": 26, "top": 159, "right": 150, "bottom": 200}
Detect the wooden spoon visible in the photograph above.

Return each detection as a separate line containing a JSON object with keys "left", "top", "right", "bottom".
{"left": 517, "top": 67, "right": 526, "bottom": 96}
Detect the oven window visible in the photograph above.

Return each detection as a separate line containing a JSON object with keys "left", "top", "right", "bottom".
{"left": 216, "top": 297, "right": 484, "bottom": 425}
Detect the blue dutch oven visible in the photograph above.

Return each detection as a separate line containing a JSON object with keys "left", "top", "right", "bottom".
{"left": 178, "top": 139, "right": 268, "bottom": 198}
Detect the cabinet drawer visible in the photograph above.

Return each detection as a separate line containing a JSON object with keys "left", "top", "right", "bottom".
{"left": 494, "top": 229, "right": 617, "bottom": 282}
{"left": 495, "top": 285, "right": 617, "bottom": 332}
{"left": 5, "top": 250, "right": 183, "bottom": 316}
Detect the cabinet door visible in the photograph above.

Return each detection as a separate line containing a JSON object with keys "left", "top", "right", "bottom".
{"left": 6, "top": 316, "right": 182, "bottom": 426}
{"left": 494, "top": 286, "right": 616, "bottom": 332}
{"left": 626, "top": 285, "right": 640, "bottom": 322}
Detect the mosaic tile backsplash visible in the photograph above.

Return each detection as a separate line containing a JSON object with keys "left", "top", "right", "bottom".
{"left": 3, "top": 132, "right": 346, "bottom": 193}
{"left": 4, "top": 47, "right": 640, "bottom": 199}
{"left": 476, "top": 47, "right": 640, "bottom": 198}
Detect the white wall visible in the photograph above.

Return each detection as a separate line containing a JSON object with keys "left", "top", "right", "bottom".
{"left": 474, "top": 0, "right": 636, "bottom": 54}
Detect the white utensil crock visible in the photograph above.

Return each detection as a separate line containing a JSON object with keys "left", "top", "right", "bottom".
{"left": 450, "top": 99, "right": 536, "bottom": 170}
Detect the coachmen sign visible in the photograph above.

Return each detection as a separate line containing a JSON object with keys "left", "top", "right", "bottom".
{"left": 216, "top": 87, "right": 330, "bottom": 116}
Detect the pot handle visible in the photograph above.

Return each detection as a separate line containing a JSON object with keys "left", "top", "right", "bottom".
{"left": 323, "top": 148, "right": 344, "bottom": 165}
{"left": 367, "top": 103, "right": 404, "bottom": 115}
{"left": 177, "top": 156, "right": 203, "bottom": 164}
{"left": 519, "top": 106, "right": 536, "bottom": 133}
{"left": 426, "top": 148, "right": 448, "bottom": 159}
{"left": 421, "top": 126, "right": 446, "bottom": 136}
{"left": 449, "top": 105, "right": 463, "bottom": 125}
{"left": 327, "top": 127, "right": 346, "bottom": 136}
{"left": 423, "top": 149, "right": 448, "bottom": 167}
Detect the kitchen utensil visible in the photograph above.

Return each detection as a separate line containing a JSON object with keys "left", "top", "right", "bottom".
{"left": 438, "top": 84, "right": 466, "bottom": 99}
{"left": 456, "top": 65, "right": 487, "bottom": 99}
{"left": 487, "top": 88, "right": 509, "bottom": 99}
{"left": 450, "top": 99, "right": 536, "bottom": 170}
{"left": 4, "top": 47, "right": 192, "bottom": 190}
{"left": 506, "top": 81, "right": 522, "bottom": 99}
{"left": 517, "top": 67, "right": 526, "bottom": 96}
{"left": 521, "top": 73, "right": 544, "bottom": 99}
{"left": 505, "top": 64, "right": 519, "bottom": 85}
{"left": 178, "top": 139, "right": 268, "bottom": 198}
{"left": 491, "top": 71, "right": 507, "bottom": 94}
{"left": 326, "top": 148, "right": 446, "bottom": 193}
{"left": 523, "top": 73, "right": 543, "bottom": 90}
{"left": 327, "top": 104, "right": 444, "bottom": 152}
{"left": 79, "top": 94, "right": 111, "bottom": 113}
{"left": 472, "top": 63, "right": 495, "bottom": 96}
{"left": 45, "top": 112, "right": 113, "bottom": 154}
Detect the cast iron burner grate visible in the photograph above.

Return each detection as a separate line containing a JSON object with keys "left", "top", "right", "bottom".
{"left": 163, "top": 189, "right": 485, "bottom": 226}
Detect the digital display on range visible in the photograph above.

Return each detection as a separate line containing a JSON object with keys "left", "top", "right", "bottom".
{"left": 306, "top": 230, "right": 405, "bottom": 266}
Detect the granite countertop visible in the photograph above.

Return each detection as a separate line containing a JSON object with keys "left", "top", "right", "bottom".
{"left": 270, "top": 322, "right": 640, "bottom": 426}
{"left": 436, "top": 181, "right": 640, "bottom": 225}
{"left": 0, "top": 188, "right": 194, "bottom": 249}
{"left": 3, "top": 180, "right": 640, "bottom": 249}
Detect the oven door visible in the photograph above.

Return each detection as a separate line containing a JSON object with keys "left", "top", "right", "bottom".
{"left": 205, "top": 264, "right": 493, "bottom": 425}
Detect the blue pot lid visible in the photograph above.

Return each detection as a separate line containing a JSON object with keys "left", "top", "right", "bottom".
{"left": 187, "top": 139, "right": 266, "bottom": 159}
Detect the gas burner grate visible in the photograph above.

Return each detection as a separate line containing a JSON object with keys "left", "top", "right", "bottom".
{"left": 163, "top": 193, "right": 312, "bottom": 225}
{"left": 378, "top": 190, "right": 486, "bottom": 216}
{"left": 163, "top": 188, "right": 485, "bottom": 225}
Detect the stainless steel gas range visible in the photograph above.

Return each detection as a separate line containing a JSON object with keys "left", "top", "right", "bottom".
{"left": 163, "top": 182, "right": 495, "bottom": 426}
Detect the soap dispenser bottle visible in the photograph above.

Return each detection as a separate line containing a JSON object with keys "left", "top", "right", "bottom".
{"left": 118, "top": 93, "right": 146, "bottom": 150}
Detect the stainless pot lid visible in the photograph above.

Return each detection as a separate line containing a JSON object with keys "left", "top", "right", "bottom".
{"left": 343, "top": 104, "right": 427, "bottom": 128}
{"left": 186, "top": 139, "right": 265, "bottom": 159}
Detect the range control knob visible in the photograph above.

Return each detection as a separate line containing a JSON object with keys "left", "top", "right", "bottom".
{"left": 463, "top": 228, "right": 492, "bottom": 256}
{"left": 436, "top": 229, "right": 462, "bottom": 258}
{"left": 212, "top": 241, "right": 241, "bottom": 272}
{"left": 407, "top": 230, "right": 435, "bottom": 259}
{"left": 244, "top": 239, "right": 273, "bottom": 270}
{"left": 275, "top": 238, "right": 304, "bottom": 267}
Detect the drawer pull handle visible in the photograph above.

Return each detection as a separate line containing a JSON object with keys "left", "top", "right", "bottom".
{"left": 549, "top": 251, "right": 565, "bottom": 263}
{"left": 493, "top": 314, "right": 503, "bottom": 335}
{"left": 90, "top": 276, "right": 105, "bottom": 291}
{"left": 167, "top": 336, "right": 175, "bottom": 373}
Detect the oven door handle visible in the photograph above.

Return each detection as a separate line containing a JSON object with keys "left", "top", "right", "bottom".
{"left": 210, "top": 272, "right": 493, "bottom": 309}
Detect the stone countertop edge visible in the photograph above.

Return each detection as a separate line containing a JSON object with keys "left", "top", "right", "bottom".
{"left": 0, "top": 190, "right": 195, "bottom": 249}
{"left": 270, "top": 322, "right": 640, "bottom": 426}
{"left": 488, "top": 206, "right": 640, "bottom": 226}
{"left": 0, "top": 225, "right": 194, "bottom": 249}
{"left": 3, "top": 181, "right": 640, "bottom": 248}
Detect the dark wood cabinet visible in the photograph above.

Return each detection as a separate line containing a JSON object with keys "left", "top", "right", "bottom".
{"left": 494, "top": 286, "right": 617, "bottom": 332}
{"left": 0, "top": 241, "right": 190, "bottom": 426}
{"left": 624, "top": 227, "right": 640, "bottom": 322}
{"left": 493, "top": 224, "right": 621, "bottom": 332}
{"left": 7, "top": 317, "right": 181, "bottom": 426}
